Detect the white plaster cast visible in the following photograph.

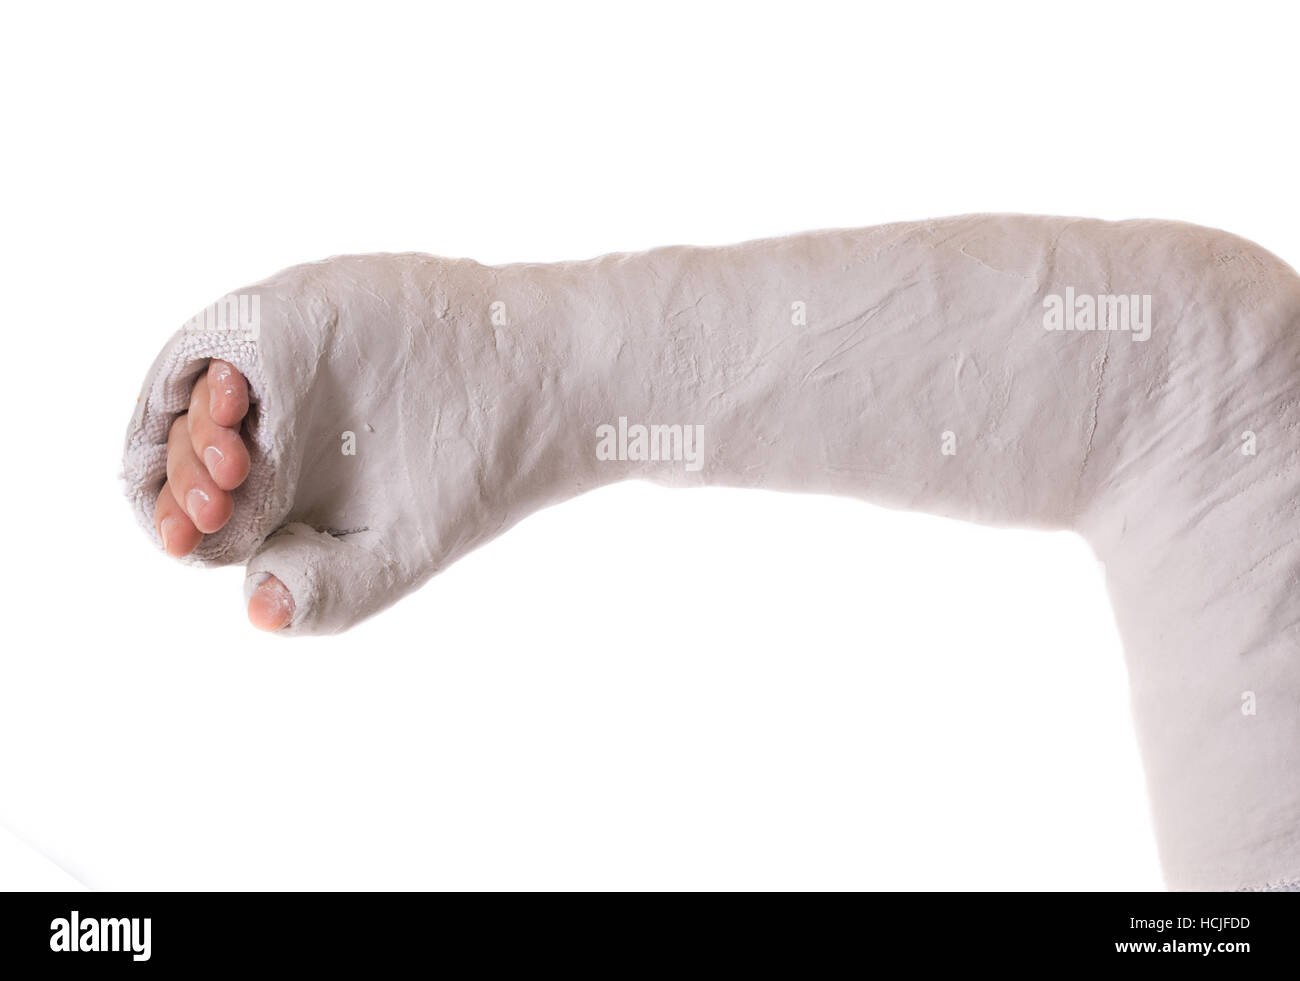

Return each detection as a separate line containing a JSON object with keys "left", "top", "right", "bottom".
{"left": 123, "top": 215, "right": 1300, "bottom": 891}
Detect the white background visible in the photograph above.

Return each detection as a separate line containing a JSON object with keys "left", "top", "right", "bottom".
{"left": 2, "top": 1, "right": 1294, "bottom": 890}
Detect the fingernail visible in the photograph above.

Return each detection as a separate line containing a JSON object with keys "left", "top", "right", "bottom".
{"left": 251, "top": 577, "right": 295, "bottom": 631}
{"left": 185, "top": 487, "right": 210, "bottom": 523}
{"left": 203, "top": 445, "right": 224, "bottom": 474}
{"left": 209, "top": 363, "right": 232, "bottom": 412}
{"left": 160, "top": 516, "right": 179, "bottom": 553}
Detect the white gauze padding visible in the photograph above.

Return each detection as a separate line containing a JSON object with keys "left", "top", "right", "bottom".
{"left": 124, "top": 216, "right": 1300, "bottom": 890}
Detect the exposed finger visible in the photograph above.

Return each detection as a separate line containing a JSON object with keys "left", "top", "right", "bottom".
{"left": 166, "top": 414, "right": 233, "bottom": 534}
{"left": 154, "top": 481, "right": 201, "bottom": 558}
{"left": 189, "top": 372, "right": 251, "bottom": 490}
{"left": 207, "top": 359, "right": 249, "bottom": 430}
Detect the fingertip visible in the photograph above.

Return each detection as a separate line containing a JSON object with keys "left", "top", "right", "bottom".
{"left": 207, "top": 359, "right": 249, "bottom": 428}
{"left": 248, "top": 576, "right": 294, "bottom": 632}
{"left": 180, "top": 484, "right": 233, "bottom": 535}
{"left": 158, "top": 514, "right": 200, "bottom": 558}
{"left": 155, "top": 482, "right": 201, "bottom": 558}
{"left": 203, "top": 440, "right": 251, "bottom": 491}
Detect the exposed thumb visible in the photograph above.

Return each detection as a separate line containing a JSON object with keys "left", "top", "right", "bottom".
{"left": 244, "top": 523, "right": 401, "bottom": 635}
